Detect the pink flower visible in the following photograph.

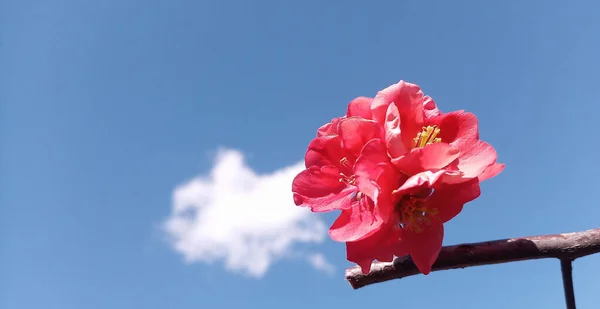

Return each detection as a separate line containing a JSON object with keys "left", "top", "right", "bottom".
{"left": 371, "top": 80, "right": 504, "bottom": 183}
{"left": 291, "top": 79, "right": 504, "bottom": 276}
{"left": 292, "top": 116, "right": 388, "bottom": 242}
{"left": 391, "top": 172, "right": 481, "bottom": 274}
{"left": 344, "top": 136, "right": 481, "bottom": 274}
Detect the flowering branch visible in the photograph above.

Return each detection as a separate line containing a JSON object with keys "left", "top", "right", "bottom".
{"left": 346, "top": 227, "right": 600, "bottom": 290}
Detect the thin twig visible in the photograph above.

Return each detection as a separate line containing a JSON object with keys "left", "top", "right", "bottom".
{"left": 560, "top": 259, "right": 576, "bottom": 309}
{"left": 346, "top": 227, "right": 600, "bottom": 289}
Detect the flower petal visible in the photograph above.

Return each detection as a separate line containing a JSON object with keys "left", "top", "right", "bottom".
{"left": 346, "top": 224, "right": 408, "bottom": 274}
{"left": 337, "top": 117, "right": 382, "bottom": 158}
{"left": 317, "top": 117, "right": 343, "bottom": 137}
{"left": 393, "top": 170, "right": 446, "bottom": 197}
{"left": 384, "top": 103, "right": 409, "bottom": 159}
{"left": 423, "top": 95, "right": 441, "bottom": 119}
{"left": 371, "top": 81, "right": 431, "bottom": 151}
{"left": 292, "top": 165, "right": 355, "bottom": 212}
{"left": 371, "top": 80, "right": 424, "bottom": 126}
{"left": 353, "top": 139, "right": 390, "bottom": 197}
{"left": 353, "top": 138, "right": 398, "bottom": 218}
{"left": 479, "top": 162, "right": 505, "bottom": 182}
{"left": 329, "top": 197, "right": 384, "bottom": 242}
{"left": 346, "top": 96, "right": 374, "bottom": 119}
{"left": 392, "top": 143, "right": 460, "bottom": 176}
{"left": 401, "top": 217, "right": 444, "bottom": 275}
{"left": 429, "top": 110, "right": 479, "bottom": 143}
{"left": 304, "top": 135, "right": 345, "bottom": 169}
{"left": 427, "top": 178, "right": 481, "bottom": 222}
{"left": 354, "top": 139, "right": 389, "bottom": 171}
{"left": 453, "top": 138, "right": 498, "bottom": 179}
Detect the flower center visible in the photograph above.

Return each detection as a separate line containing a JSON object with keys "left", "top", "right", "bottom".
{"left": 350, "top": 191, "right": 363, "bottom": 202}
{"left": 412, "top": 125, "right": 441, "bottom": 148}
{"left": 339, "top": 174, "right": 356, "bottom": 185}
{"left": 340, "top": 157, "right": 352, "bottom": 169}
{"left": 338, "top": 157, "right": 356, "bottom": 185}
{"left": 395, "top": 193, "right": 438, "bottom": 233}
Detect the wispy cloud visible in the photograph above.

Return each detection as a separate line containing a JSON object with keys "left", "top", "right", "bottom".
{"left": 306, "top": 253, "right": 335, "bottom": 275}
{"left": 163, "top": 149, "right": 332, "bottom": 278}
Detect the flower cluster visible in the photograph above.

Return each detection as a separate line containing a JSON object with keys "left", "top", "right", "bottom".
{"left": 292, "top": 80, "right": 504, "bottom": 275}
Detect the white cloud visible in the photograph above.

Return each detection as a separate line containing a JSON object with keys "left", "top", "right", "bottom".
{"left": 306, "top": 253, "right": 335, "bottom": 275}
{"left": 163, "top": 149, "right": 331, "bottom": 278}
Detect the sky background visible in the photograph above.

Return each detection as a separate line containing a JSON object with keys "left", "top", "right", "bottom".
{"left": 2, "top": 0, "right": 600, "bottom": 308}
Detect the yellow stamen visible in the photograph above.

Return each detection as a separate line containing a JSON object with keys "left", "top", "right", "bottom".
{"left": 339, "top": 173, "right": 356, "bottom": 186}
{"left": 412, "top": 125, "right": 442, "bottom": 148}
{"left": 339, "top": 157, "right": 352, "bottom": 169}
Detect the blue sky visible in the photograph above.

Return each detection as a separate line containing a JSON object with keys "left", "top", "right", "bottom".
{"left": 2, "top": 0, "right": 600, "bottom": 308}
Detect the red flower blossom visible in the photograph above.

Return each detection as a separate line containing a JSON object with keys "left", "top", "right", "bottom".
{"left": 344, "top": 136, "right": 481, "bottom": 274}
{"left": 343, "top": 137, "right": 407, "bottom": 271}
{"left": 391, "top": 172, "right": 481, "bottom": 274}
{"left": 371, "top": 80, "right": 504, "bottom": 183}
{"left": 291, "top": 79, "right": 504, "bottom": 276}
{"left": 328, "top": 138, "right": 398, "bottom": 242}
{"left": 292, "top": 116, "right": 388, "bottom": 242}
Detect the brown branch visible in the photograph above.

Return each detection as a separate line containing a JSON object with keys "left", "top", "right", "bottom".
{"left": 346, "top": 227, "right": 600, "bottom": 289}
{"left": 560, "top": 259, "right": 576, "bottom": 309}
